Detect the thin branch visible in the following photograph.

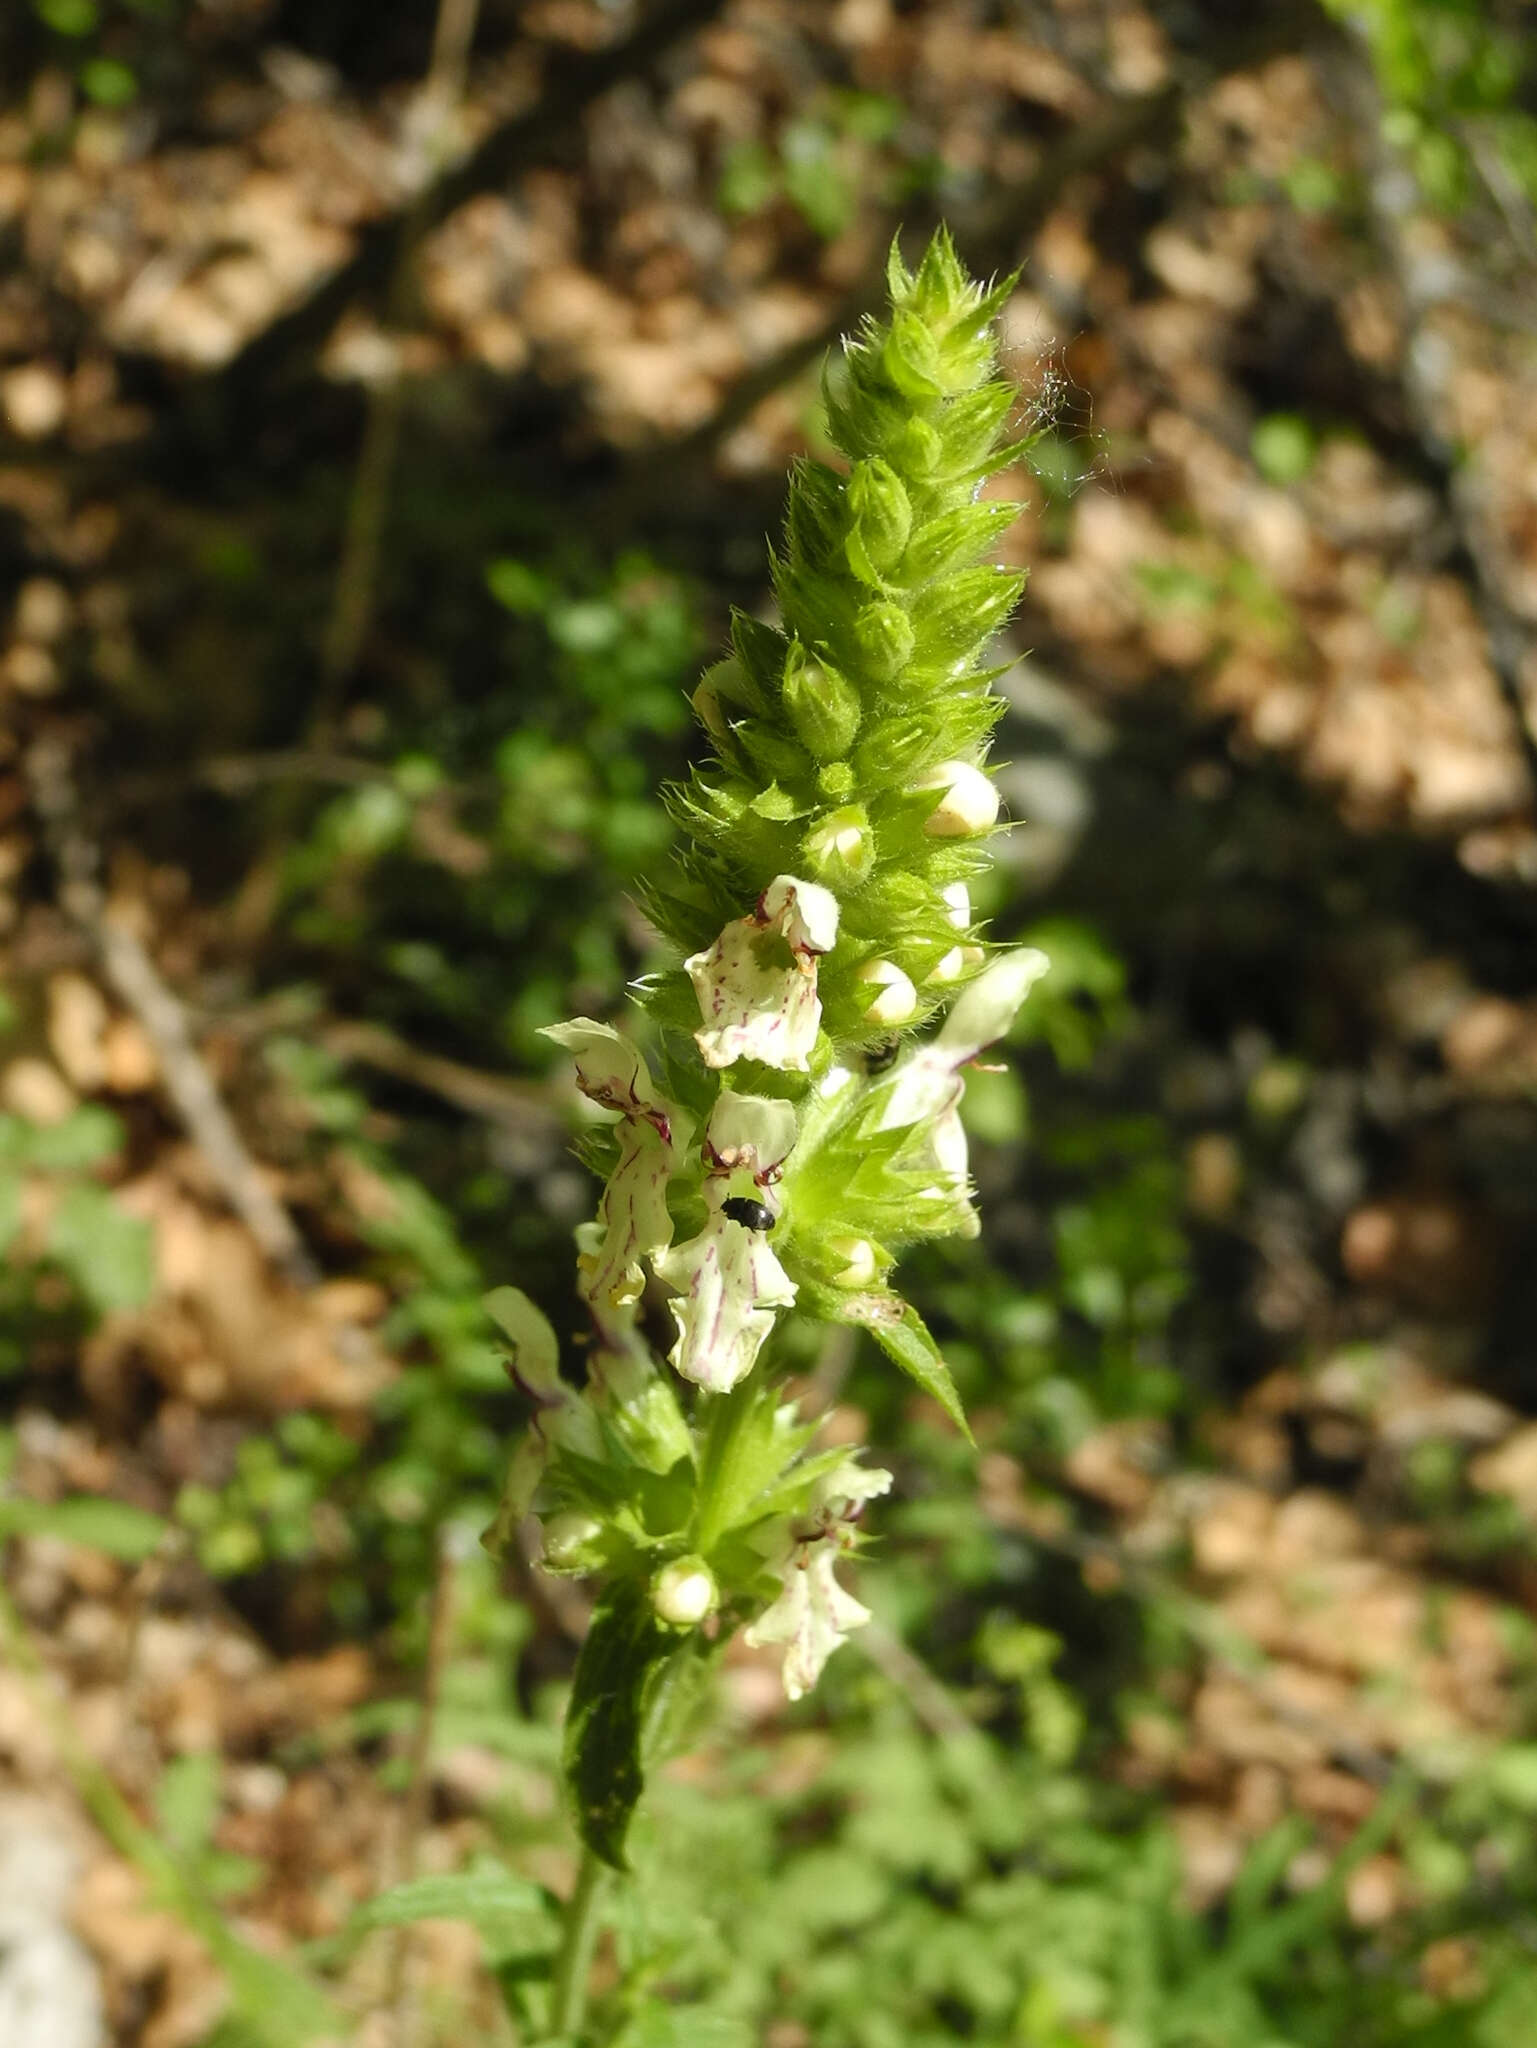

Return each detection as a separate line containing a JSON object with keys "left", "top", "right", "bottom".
{"left": 26, "top": 731, "right": 320, "bottom": 1288}
{"left": 108, "top": 751, "right": 401, "bottom": 810}
{"left": 857, "top": 1616, "right": 979, "bottom": 1747}
{"left": 318, "top": 1019, "right": 562, "bottom": 1136}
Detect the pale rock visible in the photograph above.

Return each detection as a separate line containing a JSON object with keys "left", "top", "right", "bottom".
{"left": 1, "top": 1059, "right": 77, "bottom": 1126}
{"left": 1, "top": 364, "right": 68, "bottom": 440}
{"left": 1470, "top": 1424, "right": 1537, "bottom": 1518}
{"left": 47, "top": 975, "right": 110, "bottom": 1093}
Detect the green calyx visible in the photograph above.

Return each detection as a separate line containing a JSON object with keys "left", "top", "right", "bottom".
{"left": 653, "top": 226, "right": 1033, "bottom": 1052}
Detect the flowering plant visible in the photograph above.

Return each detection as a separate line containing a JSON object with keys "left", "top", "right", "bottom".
{"left": 484, "top": 227, "right": 1047, "bottom": 2017}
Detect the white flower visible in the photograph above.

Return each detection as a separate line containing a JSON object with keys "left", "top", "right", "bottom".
{"left": 483, "top": 1285, "right": 562, "bottom": 1401}
{"left": 872, "top": 947, "right": 1049, "bottom": 1237}
{"left": 809, "top": 1456, "right": 893, "bottom": 1526}
{"left": 542, "top": 1017, "right": 665, "bottom": 1122}
{"left": 543, "top": 1020, "right": 693, "bottom": 1309}
{"left": 653, "top": 1091, "right": 800, "bottom": 1392}
{"left": 937, "top": 948, "right": 1050, "bottom": 1060}
{"left": 856, "top": 957, "right": 919, "bottom": 1025}
{"left": 918, "top": 760, "right": 1000, "bottom": 838}
{"left": 686, "top": 874, "right": 839, "bottom": 1071}
{"left": 654, "top": 1203, "right": 797, "bottom": 1392}
{"left": 703, "top": 1089, "right": 797, "bottom": 1178}
{"left": 745, "top": 1541, "right": 873, "bottom": 1701}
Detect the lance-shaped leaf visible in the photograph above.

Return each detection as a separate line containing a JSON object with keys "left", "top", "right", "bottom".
{"left": 831, "top": 1290, "right": 971, "bottom": 1441}
{"left": 562, "top": 1581, "right": 684, "bottom": 1869}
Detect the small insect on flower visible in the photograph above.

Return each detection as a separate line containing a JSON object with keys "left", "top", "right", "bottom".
{"left": 721, "top": 1195, "right": 776, "bottom": 1233}
{"left": 864, "top": 1035, "right": 902, "bottom": 1076}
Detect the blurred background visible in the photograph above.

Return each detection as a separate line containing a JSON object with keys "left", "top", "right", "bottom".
{"left": 3, "top": 0, "right": 1537, "bottom": 2043}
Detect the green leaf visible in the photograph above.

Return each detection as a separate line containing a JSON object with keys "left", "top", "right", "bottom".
{"left": 836, "top": 1293, "right": 971, "bottom": 1440}
{"left": 612, "top": 2012, "right": 754, "bottom": 2048}
{"left": 0, "top": 1168, "right": 22, "bottom": 1257}
{"left": 80, "top": 56, "right": 138, "bottom": 106}
{"left": 206, "top": 1930, "right": 340, "bottom": 2048}
{"left": 34, "top": 0, "right": 98, "bottom": 32}
{"left": 486, "top": 558, "right": 549, "bottom": 615}
{"left": 23, "top": 1103, "right": 125, "bottom": 1171}
{"left": 339, "top": 1864, "right": 552, "bottom": 1941}
{"left": 47, "top": 1182, "right": 154, "bottom": 1314}
{"left": 563, "top": 1582, "right": 680, "bottom": 1870}
{"left": 155, "top": 1752, "right": 221, "bottom": 1859}
{"left": 0, "top": 1494, "right": 168, "bottom": 1562}
{"left": 693, "top": 1380, "right": 812, "bottom": 1554}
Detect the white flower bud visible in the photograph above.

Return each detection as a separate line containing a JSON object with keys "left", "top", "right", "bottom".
{"left": 828, "top": 1236, "right": 877, "bottom": 1287}
{"left": 652, "top": 1558, "right": 718, "bottom": 1627}
{"left": 541, "top": 1511, "right": 604, "bottom": 1570}
{"left": 941, "top": 881, "right": 971, "bottom": 930}
{"left": 803, "top": 805, "right": 874, "bottom": 887}
{"left": 856, "top": 958, "right": 918, "bottom": 1026}
{"left": 919, "top": 760, "right": 1000, "bottom": 838}
{"left": 925, "top": 944, "right": 984, "bottom": 986}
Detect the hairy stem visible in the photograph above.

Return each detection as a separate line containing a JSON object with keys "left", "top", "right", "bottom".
{"left": 549, "top": 1845, "right": 610, "bottom": 2041}
{"left": 692, "top": 1376, "right": 766, "bottom": 1557}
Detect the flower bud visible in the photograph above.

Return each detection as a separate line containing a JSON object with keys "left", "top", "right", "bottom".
{"left": 853, "top": 601, "right": 915, "bottom": 683}
{"left": 541, "top": 1511, "right": 605, "bottom": 1573}
{"left": 845, "top": 459, "right": 912, "bottom": 584}
{"left": 926, "top": 944, "right": 984, "bottom": 986}
{"left": 734, "top": 717, "right": 810, "bottom": 786}
{"left": 652, "top": 1557, "right": 718, "bottom": 1627}
{"left": 882, "top": 308, "right": 944, "bottom": 398}
{"left": 691, "top": 657, "right": 754, "bottom": 739}
{"left": 856, "top": 958, "right": 918, "bottom": 1026}
{"left": 941, "top": 881, "right": 972, "bottom": 930}
{"left": 890, "top": 415, "right": 943, "bottom": 477}
{"left": 911, "top": 565, "right": 1024, "bottom": 664}
{"left": 787, "top": 459, "right": 845, "bottom": 565}
{"left": 828, "top": 1236, "right": 878, "bottom": 1288}
{"left": 783, "top": 646, "right": 861, "bottom": 759}
{"left": 818, "top": 759, "right": 856, "bottom": 801}
{"left": 919, "top": 760, "right": 1000, "bottom": 838}
{"left": 803, "top": 804, "right": 875, "bottom": 888}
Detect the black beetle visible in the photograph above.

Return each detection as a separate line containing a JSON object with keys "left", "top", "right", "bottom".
{"left": 864, "top": 1035, "right": 901, "bottom": 1075}
{"left": 721, "top": 1195, "right": 776, "bottom": 1232}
